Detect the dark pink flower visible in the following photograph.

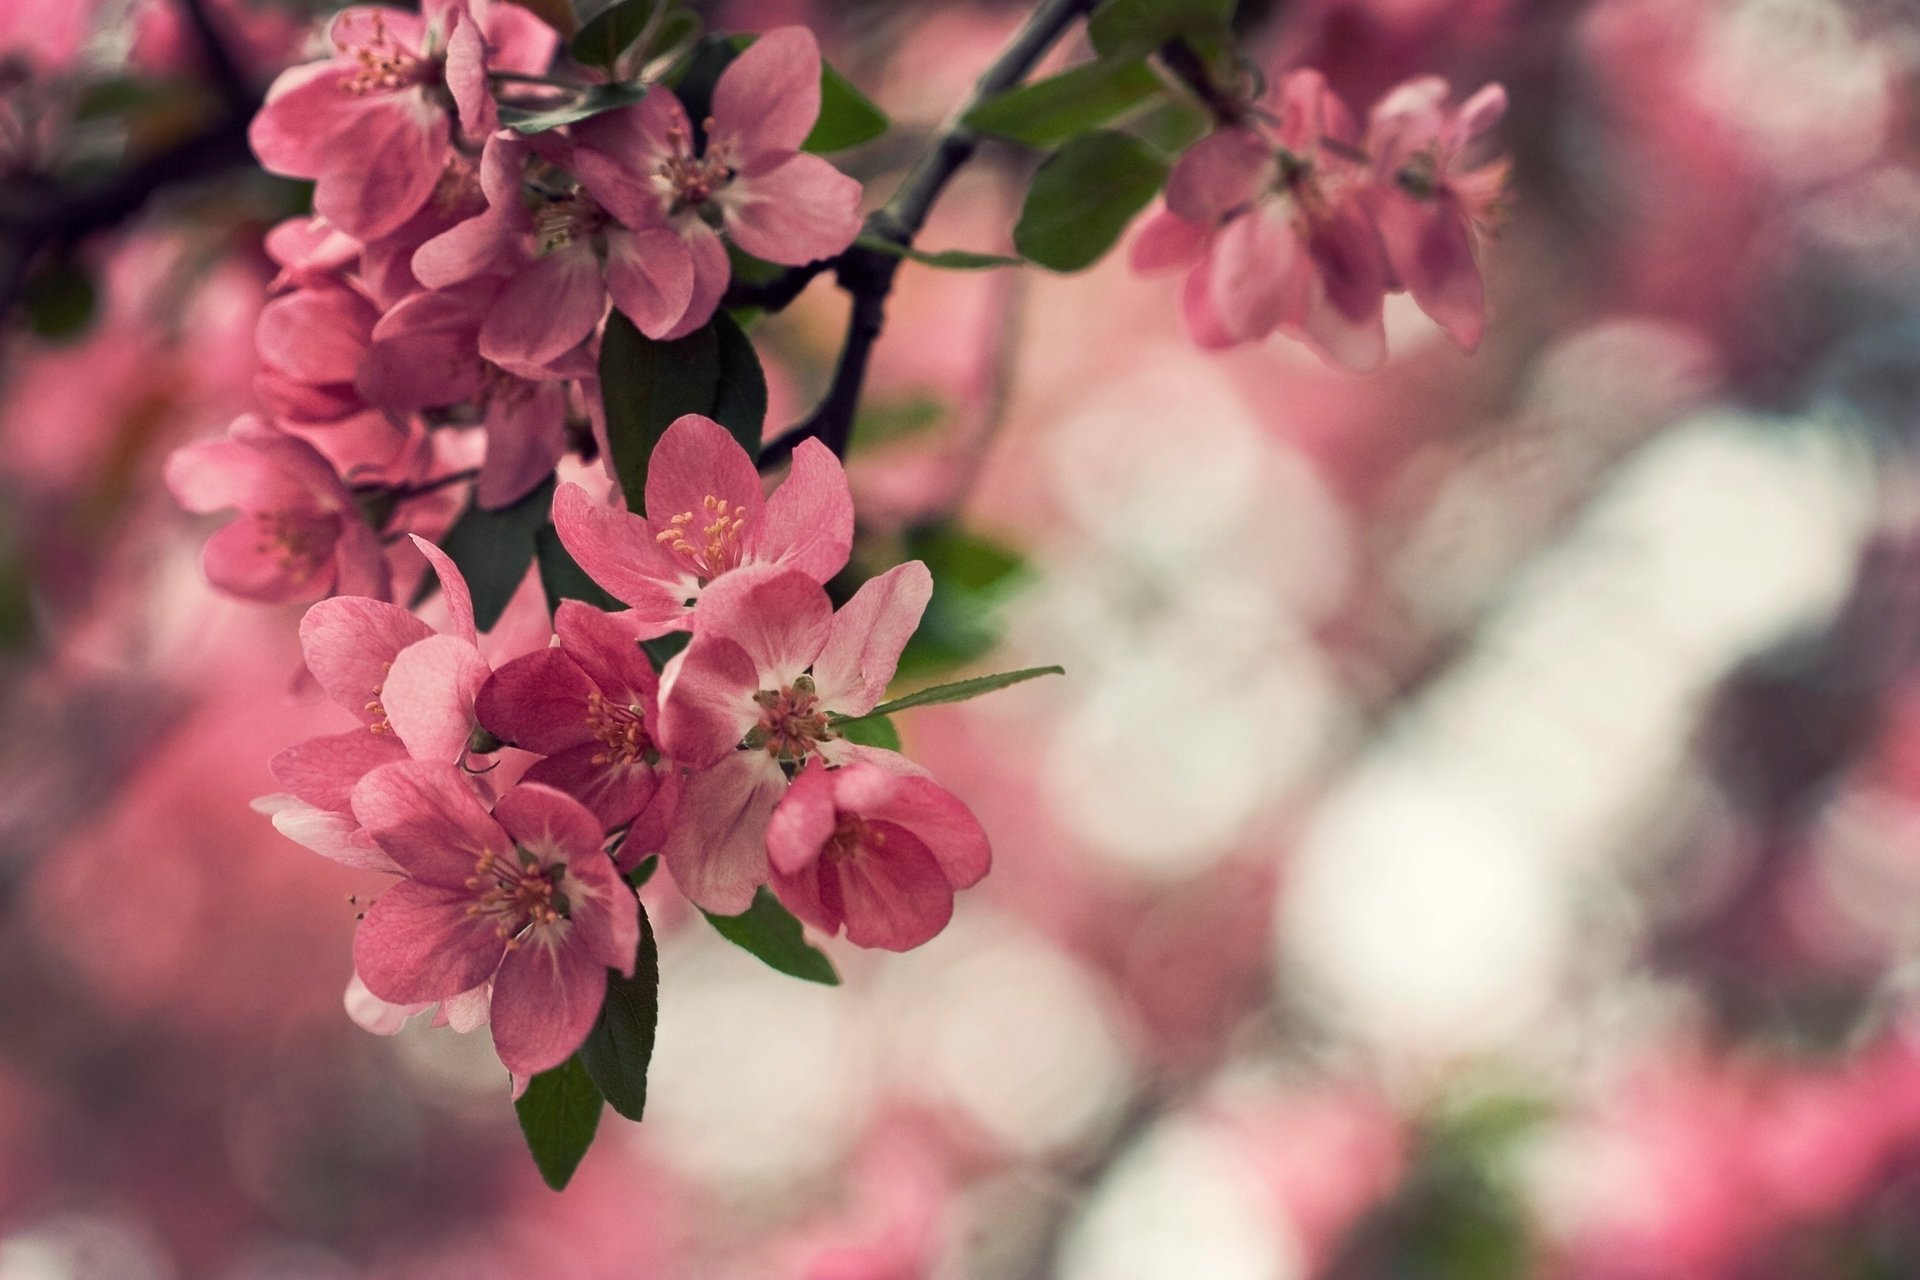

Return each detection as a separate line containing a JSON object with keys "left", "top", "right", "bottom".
{"left": 357, "top": 279, "right": 588, "bottom": 508}
{"left": 565, "top": 26, "right": 864, "bottom": 339}
{"left": 350, "top": 760, "right": 638, "bottom": 1078}
{"left": 165, "top": 414, "right": 388, "bottom": 603}
{"left": 767, "top": 757, "right": 989, "bottom": 951}
{"left": 653, "top": 560, "right": 932, "bottom": 912}
{"left": 1132, "top": 70, "right": 1393, "bottom": 371}
{"left": 475, "top": 601, "right": 679, "bottom": 856}
{"left": 248, "top": 1, "right": 555, "bottom": 241}
{"left": 254, "top": 281, "right": 380, "bottom": 426}
{"left": 552, "top": 413, "right": 853, "bottom": 635}
{"left": 1363, "top": 77, "right": 1509, "bottom": 351}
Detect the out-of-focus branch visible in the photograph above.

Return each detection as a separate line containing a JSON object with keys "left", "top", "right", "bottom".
{"left": 757, "top": 0, "right": 1099, "bottom": 469}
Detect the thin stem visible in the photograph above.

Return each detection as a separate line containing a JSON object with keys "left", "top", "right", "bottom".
{"left": 758, "top": 0, "right": 1098, "bottom": 469}
{"left": 1154, "top": 37, "right": 1248, "bottom": 125}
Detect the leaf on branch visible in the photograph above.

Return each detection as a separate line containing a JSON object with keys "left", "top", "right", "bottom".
{"left": 570, "top": 0, "right": 656, "bottom": 72}
{"left": 579, "top": 902, "right": 659, "bottom": 1121}
{"left": 710, "top": 310, "right": 768, "bottom": 460}
{"left": 600, "top": 310, "right": 765, "bottom": 509}
{"left": 514, "top": 1055, "right": 603, "bottom": 1190}
{"left": 1013, "top": 129, "right": 1168, "bottom": 272}
{"left": 834, "top": 712, "right": 900, "bottom": 752}
{"left": 428, "top": 476, "right": 555, "bottom": 632}
{"left": 963, "top": 58, "right": 1164, "bottom": 148}
{"left": 1087, "top": 0, "right": 1236, "bottom": 61}
{"left": 498, "top": 82, "right": 649, "bottom": 134}
{"left": 703, "top": 888, "right": 840, "bottom": 985}
{"left": 854, "top": 237, "right": 1023, "bottom": 271}
{"left": 835, "top": 665, "right": 1064, "bottom": 726}
{"left": 535, "top": 524, "right": 621, "bottom": 615}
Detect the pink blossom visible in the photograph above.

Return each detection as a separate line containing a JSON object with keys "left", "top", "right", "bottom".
{"left": 253, "top": 280, "right": 380, "bottom": 426}
{"left": 1363, "top": 78, "right": 1509, "bottom": 351}
{"left": 165, "top": 414, "right": 388, "bottom": 603}
{"left": 351, "top": 760, "right": 638, "bottom": 1078}
{"left": 653, "top": 561, "right": 932, "bottom": 912}
{"left": 357, "top": 279, "right": 588, "bottom": 508}
{"left": 1131, "top": 70, "right": 1394, "bottom": 371}
{"left": 552, "top": 413, "right": 854, "bottom": 634}
{"left": 766, "top": 758, "right": 989, "bottom": 951}
{"left": 248, "top": 1, "right": 555, "bottom": 241}
{"left": 475, "top": 601, "right": 680, "bottom": 856}
{"left": 564, "top": 26, "right": 865, "bottom": 339}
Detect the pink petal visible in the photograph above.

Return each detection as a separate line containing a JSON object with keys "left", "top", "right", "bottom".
{"left": 753, "top": 438, "right": 853, "bottom": 583}
{"left": 1130, "top": 208, "right": 1208, "bottom": 274}
{"left": 270, "top": 728, "right": 411, "bottom": 813}
{"left": 493, "top": 779, "right": 607, "bottom": 862}
{"left": 476, "top": 376, "right": 569, "bottom": 509}
{"left": 355, "top": 878, "right": 503, "bottom": 1005}
{"left": 654, "top": 631, "right": 761, "bottom": 768}
{"left": 478, "top": 648, "right": 597, "bottom": 754}
{"left": 300, "top": 596, "right": 435, "bottom": 723}
{"left": 1450, "top": 83, "right": 1508, "bottom": 154}
{"left": 482, "top": 0, "right": 560, "bottom": 74}
{"left": 1165, "top": 128, "right": 1272, "bottom": 225}
{"left": 1299, "top": 200, "right": 1391, "bottom": 373}
{"left": 202, "top": 513, "right": 340, "bottom": 603}
{"left": 657, "top": 220, "right": 731, "bottom": 341}
{"left": 810, "top": 561, "right": 932, "bottom": 717}
{"left": 408, "top": 533, "right": 476, "bottom": 643}
{"left": 248, "top": 61, "right": 367, "bottom": 178}
{"left": 550, "top": 481, "right": 692, "bottom": 630}
{"left": 312, "top": 93, "right": 451, "bottom": 242}
{"left": 352, "top": 759, "right": 510, "bottom": 888}
{"left": 644, "top": 414, "right": 767, "bottom": 535}
{"left": 332, "top": 519, "right": 395, "bottom": 601}
{"left": 554, "top": 599, "right": 658, "bottom": 703}
{"left": 570, "top": 91, "right": 688, "bottom": 229}
{"left": 604, "top": 225, "right": 696, "bottom": 339}
{"left": 441, "top": 982, "right": 493, "bottom": 1033}
{"left": 254, "top": 792, "right": 402, "bottom": 873}
{"left": 764, "top": 758, "right": 837, "bottom": 878}
{"left": 711, "top": 26, "right": 821, "bottom": 159}
{"left": 1375, "top": 191, "right": 1485, "bottom": 351}
{"left": 525, "top": 747, "right": 665, "bottom": 837}
{"left": 825, "top": 819, "right": 953, "bottom": 951}
{"left": 847, "top": 766, "right": 990, "bottom": 890}
{"left": 382, "top": 634, "right": 491, "bottom": 763}
{"left": 257, "top": 285, "right": 377, "bottom": 386}
{"left": 1206, "top": 207, "right": 1307, "bottom": 343}
{"left": 443, "top": 10, "right": 495, "bottom": 138}
{"left": 479, "top": 244, "right": 608, "bottom": 368}
{"left": 489, "top": 929, "right": 606, "bottom": 1077}
{"left": 722, "top": 151, "right": 863, "bottom": 266}
{"left": 345, "top": 972, "right": 426, "bottom": 1035}
{"left": 682, "top": 564, "right": 832, "bottom": 690}
{"left": 663, "top": 753, "right": 786, "bottom": 913}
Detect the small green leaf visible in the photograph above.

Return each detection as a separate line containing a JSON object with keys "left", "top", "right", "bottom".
{"left": 570, "top": 0, "right": 655, "bottom": 72}
{"left": 624, "top": 854, "right": 659, "bottom": 889}
{"left": 703, "top": 888, "right": 839, "bottom": 985}
{"left": 807, "top": 61, "right": 890, "bottom": 152}
{"left": 1087, "top": 0, "right": 1235, "bottom": 61}
{"left": 1014, "top": 130, "right": 1168, "bottom": 272}
{"left": 710, "top": 310, "right": 767, "bottom": 462}
{"left": 599, "top": 311, "right": 721, "bottom": 509}
{"left": 834, "top": 713, "right": 900, "bottom": 752}
{"left": 535, "top": 524, "right": 621, "bottom": 615}
{"left": 429, "top": 476, "right": 555, "bottom": 632}
{"left": 514, "top": 1055, "right": 603, "bottom": 1190}
{"left": 21, "top": 256, "right": 97, "bottom": 342}
{"left": 579, "top": 902, "right": 659, "bottom": 1121}
{"left": 963, "top": 59, "right": 1164, "bottom": 148}
{"left": 837, "top": 665, "right": 1063, "bottom": 726}
{"left": 639, "top": 631, "right": 689, "bottom": 672}
{"left": 895, "top": 524, "right": 1029, "bottom": 679}
{"left": 499, "top": 81, "right": 649, "bottom": 133}
{"left": 854, "top": 237, "right": 1023, "bottom": 271}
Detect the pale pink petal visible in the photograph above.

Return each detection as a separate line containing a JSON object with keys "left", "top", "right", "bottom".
{"left": 550, "top": 481, "right": 692, "bottom": 629}
{"left": 441, "top": 983, "right": 493, "bottom": 1033}
{"left": 722, "top": 151, "right": 863, "bottom": 266}
{"left": 270, "top": 728, "right": 410, "bottom": 813}
{"left": 1450, "top": 83, "right": 1508, "bottom": 154}
{"left": 355, "top": 878, "right": 504, "bottom": 1005}
{"left": 490, "top": 931, "right": 606, "bottom": 1077}
{"left": 663, "top": 753, "right": 786, "bottom": 913}
{"left": 492, "top": 781, "right": 606, "bottom": 863}
{"left": 254, "top": 792, "right": 402, "bottom": 873}
{"left": 752, "top": 438, "right": 852, "bottom": 582}
{"left": 1206, "top": 207, "right": 1306, "bottom": 343}
{"left": 1165, "top": 128, "right": 1272, "bottom": 225}
{"left": 345, "top": 972, "right": 427, "bottom": 1034}
{"left": 300, "top": 596, "right": 435, "bottom": 722}
{"left": 654, "top": 632, "right": 761, "bottom": 768}
{"left": 482, "top": 0, "right": 560, "bottom": 74}
{"left": 710, "top": 26, "right": 821, "bottom": 159}
{"left": 443, "top": 10, "right": 495, "bottom": 138}
{"left": 764, "top": 758, "right": 837, "bottom": 878}
{"left": 681, "top": 564, "right": 832, "bottom": 690}
{"left": 810, "top": 561, "right": 932, "bottom": 716}
{"left": 1130, "top": 207, "right": 1208, "bottom": 274}
{"left": 383, "top": 634, "right": 491, "bottom": 762}
{"left": 604, "top": 225, "right": 696, "bottom": 339}
{"left": 352, "top": 759, "right": 509, "bottom": 887}
{"left": 479, "top": 244, "right": 607, "bottom": 368}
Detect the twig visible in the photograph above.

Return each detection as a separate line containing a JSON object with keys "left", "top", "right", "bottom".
{"left": 758, "top": 0, "right": 1098, "bottom": 469}
{"left": 1154, "top": 37, "right": 1248, "bottom": 125}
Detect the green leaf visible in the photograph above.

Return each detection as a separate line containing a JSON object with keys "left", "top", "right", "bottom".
{"left": 640, "top": 631, "right": 689, "bottom": 672}
{"left": 579, "top": 902, "right": 659, "bottom": 1121}
{"left": 571, "top": 0, "right": 655, "bottom": 71}
{"left": 624, "top": 854, "right": 659, "bottom": 889}
{"left": 1087, "top": 0, "right": 1235, "bottom": 61}
{"left": 837, "top": 665, "right": 1063, "bottom": 726}
{"left": 1014, "top": 130, "right": 1168, "bottom": 273}
{"left": 498, "top": 81, "right": 649, "bottom": 133}
{"left": 21, "top": 255, "right": 97, "bottom": 342}
{"left": 854, "top": 237, "right": 1023, "bottom": 271}
{"left": 1131, "top": 97, "right": 1213, "bottom": 154}
{"left": 834, "top": 713, "right": 900, "bottom": 752}
{"left": 963, "top": 59, "right": 1164, "bottom": 148}
{"left": 599, "top": 312, "right": 721, "bottom": 509}
{"left": 703, "top": 888, "right": 839, "bottom": 985}
{"left": 807, "top": 61, "right": 890, "bottom": 152}
{"left": 504, "top": 0, "right": 577, "bottom": 37}
{"left": 72, "top": 74, "right": 202, "bottom": 122}
{"left": 429, "top": 476, "right": 555, "bottom": 632}
{"left": 895, "top": 524, "right": 1028, "bottom": 679}
{"left": 710, "top": 310, "right": 767, "bottom": 462}
{"left": 513, "top": 1055, "right": 603, "bottom": 1189}
{"left": 535, "top": 524, "right": 621, "bottom": 615}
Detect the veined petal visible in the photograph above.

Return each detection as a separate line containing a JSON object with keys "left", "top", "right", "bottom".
{"left": 382, "top": 634, "right": 491, "bottom": 764}
{"left": 644, "top": 414, "right": 767, "bottom": 536}
{"left": 604, "top": 225, "right": 696, "bottom": 339}
{"left": 752, "top": 439, "right": 853, "bottom": 583}
{"left": 301, "top": 596, "right": 437, "bottom": 722}
{"left": 352, "top": 759, "right": 509, "bottom": 888}
{"left": 711, "top": 26, "right": 821, "bottom": 159}
{"left": 663, "top": 752, "right": 786, "bottom": 913}
{"left": 477, "top": 648, "right": 598, "bottom": 755}
{"left": 490, "top": 929, "right": 606, "bottom": 1077}
{"left": 355, "top": 878, "right": 504, "bottom": 1005}
{"left": 722, "top": 152, "right": 862, "bottom": 266}
{"left": 810, "top": 560, "right": 932, "bottom": 717}
{"left": 479, "top": 245, "right": 607, "bottom": 369}
{"left": 270, "top": 728, "right": 410, "bottom": 814}
{"left": 550, "top": 481, "right": 692, "bottom": 629}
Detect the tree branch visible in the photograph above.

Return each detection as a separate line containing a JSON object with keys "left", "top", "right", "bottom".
{"left": 758, "top": 0, "right": 1098, "bottom": 469}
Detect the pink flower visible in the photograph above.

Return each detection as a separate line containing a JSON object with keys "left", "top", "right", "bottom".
{"left": 264, "top": 536, "right": 489, "bottom": 858}
{"left": 564, "top": 26, "right": 864, "bottom": 339}
{"left": 552, "top": 413, "right": 853, "bottom": 634}
{"left": 475, "top": 601, "right": 680, "bottom": 855}
{"left": 767, "top": 758, "right": 989, "bottom": 951}
{"left": 1363, "top": 78, "right": 1509, "bottom": 351}
{"left": 1131, "top": 70, "right": 1393, "bottom": 371}
{"left": 351, "top": 760, "right": 638, "bottom": 1077}
{"left": 653, "top": 560, "right": 932, "bottom": 912}
{"left": 253, "top": 281, "right": 380, "bottom": 426}
{"left": 357, "top": 279, "right": 588, "bottom": 508}
{"left": 411, "top": 130, "right": 694, "bottom": 363}
{"left": 165, "top": 414, "right": 388, "bottom": 603}
{"left": 248, "top": 1, "right": 555, "bottom": 241}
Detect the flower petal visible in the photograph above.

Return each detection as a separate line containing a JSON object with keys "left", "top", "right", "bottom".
{"left": 489, "top": 929, "right": 606, "bottom": 1077}
{"left": 352, "top": 758, "right": 509, "bottom": 888}
{"left": 753, "top": 438, "right": 853, "bottom": 583}
{"left": 711, "top": 26, "right": 821, "bottom": 158}
{"left": 355, "top": 878, "right": 503, "bottom": 1005}
{"left": 663, "top": 753, "right": 786, "bottom": 913}
{"left": 810, "top": 560, "right": 931, "bottom": 717}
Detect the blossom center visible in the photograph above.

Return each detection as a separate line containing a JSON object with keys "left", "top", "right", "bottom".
{"left": 655, "top": 494, "right": 747, "bottom": 582}
{"left": 657, "top": 126, "right": 736, "bottom": 213}
{"left": 532, "top": 193, "right": 604, "bottom": 254}
{"left": 365, "top": 660, "right": 395, "bottom": 735}
{"left": 465, "top": 846, "right": 570, "bottom": 947}
{"left": 254, "top": 510, "right": 334, "bottom": 585}
{"left": 824, "top": 813, "right": 879, "bottom": 862}
{"left": 749, "top": 676, "right": 832, "bottom": 762}
{"left": 342, "top": 19, "right": 430, "bottom": 94}
{"left": 587, "top": 690, "right": 652, "bottom": 766}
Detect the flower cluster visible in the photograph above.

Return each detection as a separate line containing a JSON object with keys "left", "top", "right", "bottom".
{"left": 256, "top": 418, "right": 990, "bottom": 1082}
{"left": 165, "top": 4, "right": 864, "bottom": 604}
{"left": 1132, "top": 70, "right": 1510, "bottom": 371}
